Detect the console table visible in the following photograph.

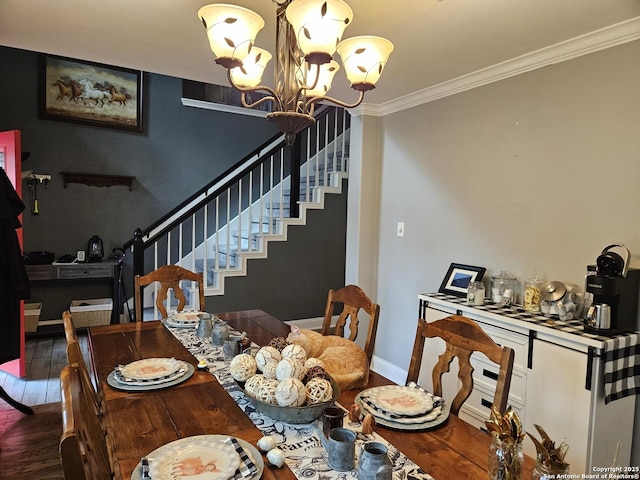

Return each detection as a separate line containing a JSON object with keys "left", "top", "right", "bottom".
{"left": 418, "top": 293, "right": 636, "bottom": 474}
{"left": 25, "top": 260, "right": 121, "bottom": 334}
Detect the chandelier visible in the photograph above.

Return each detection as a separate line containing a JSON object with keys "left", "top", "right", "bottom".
{"left": 198, "top": 0, "right": 394, "bottom": 145}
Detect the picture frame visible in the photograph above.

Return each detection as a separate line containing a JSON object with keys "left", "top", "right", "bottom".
{"left": 38, "top": 54, "right": 143, "bottom": 132}
{"left": 438, "top": 263, "right": 486, "bottom": 297}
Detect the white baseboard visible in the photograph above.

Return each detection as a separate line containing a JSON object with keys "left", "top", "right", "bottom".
{"left": 370, "top": 355, "right": 408, "bottom": 386}
{"left": 285, "top": 316, "right": 325, "bottom": 330}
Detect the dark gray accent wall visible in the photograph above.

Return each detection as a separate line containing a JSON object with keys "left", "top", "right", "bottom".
{"left": 0, "top": 46, "right": 347, "bottom": 322}
{"left": 209, "top": 180, "right": 347, "bottom": 320}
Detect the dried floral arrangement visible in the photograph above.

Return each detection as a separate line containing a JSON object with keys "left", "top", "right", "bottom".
{"left": 527, "top": 424, "right": 569, "bottom": 472}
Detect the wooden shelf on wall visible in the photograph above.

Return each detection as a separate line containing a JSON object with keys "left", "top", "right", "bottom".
{"left": 60, "top": 172, "right": 135, "bottom": 190}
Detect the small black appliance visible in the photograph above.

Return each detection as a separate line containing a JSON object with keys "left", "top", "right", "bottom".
{"left": 87, "top": 235, "right": 104, "bottom": 262}
{"left": 584, "top": 244, "right": 640, "bottom": 335}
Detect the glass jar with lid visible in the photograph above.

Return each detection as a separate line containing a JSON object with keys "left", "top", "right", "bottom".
{"left": 491, "top": 270, "right": 518, "bottom": 305}
{"left": 467, "top": 281, "right": 486, "bottom": 306}
{"left": 523, "top": 270, "right": 544, "bottom": 313}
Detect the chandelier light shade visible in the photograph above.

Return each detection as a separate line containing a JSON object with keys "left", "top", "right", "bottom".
{"left": 198, "top": 0, "right": 393, "bottom": 145}
{"left": 299, "top": 60, "right": 340, "bottom": 97}
{"left": 285, "top": 0, "right": 353, "bottom": 65}
{"left": 230, "top": 47, "right": 272, "bottom": 88}
{"left": 337, "top": 35, "right": 394, "bottom": 91}
{"left": 198, "top": 4, "right": 265, "bottom": 69}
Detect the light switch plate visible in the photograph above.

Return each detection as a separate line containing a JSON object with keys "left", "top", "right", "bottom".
{"left": 397, "top": 222, "right": 405, "bottom": 237}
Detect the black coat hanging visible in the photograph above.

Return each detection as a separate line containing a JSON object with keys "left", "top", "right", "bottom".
{"left": 0, "top": 167, "right": 30, "bottom": 365}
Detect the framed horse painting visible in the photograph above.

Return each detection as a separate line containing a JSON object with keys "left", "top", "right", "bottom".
{"left": 38, "top": 54, "right": 143, "bottom": 132}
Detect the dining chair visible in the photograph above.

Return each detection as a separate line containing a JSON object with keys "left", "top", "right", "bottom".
{"left": 134, "top": 264, "right": 205, "bottom": 321}
{"left": 406, "top": 315, "right": 515, "bottom": 416}
{"left": 59, "top": 364, "right": 114, "bottom": 480}
{"left": 321, "top": 284, "right": 380, "bottom": 363}
{"left": 62, "top": 310, "right": 103, "bottom": 417}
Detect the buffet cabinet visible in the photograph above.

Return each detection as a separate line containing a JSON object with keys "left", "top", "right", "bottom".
{"left": 418, "top": 293, "right": 635, "bottom": 474}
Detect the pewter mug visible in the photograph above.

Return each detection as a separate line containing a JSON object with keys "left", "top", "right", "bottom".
{"left": 326, "top": 428, "right": 356, "bottom": 471}
{"left": 223, "top": 336, "right": 241, "bottom": 359}
{"left": 358, "top": 442, "right": 392, "bottom": 480}
{"left": 322, "top": 406, "right": 344, "bottom": 439}
{"left": 211, "top": 320, "right": 229, "bottom": 346}
{"left": 196, "top": 313, "right": 213, "bottom": 338}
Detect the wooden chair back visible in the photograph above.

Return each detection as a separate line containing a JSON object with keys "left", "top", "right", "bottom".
{"left": 59, "top": 364, "right": 113, "bottom": 480}
{"left": 321, "top": 284, "right": 380, "bottom": 362}
{"left": 406, "top": 315, "right": 515, "bottom": 416}
{"left": 62, "top": 310, "right": 102, "bottom": 417}
{"left": 134, "top": 265, "right": 205, "bottom": 321}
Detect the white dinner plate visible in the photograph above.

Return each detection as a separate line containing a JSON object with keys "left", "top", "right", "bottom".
{"left": 114, "top": 361, "right": 190, "bottom": 386}
{"left": 107, "top": 363, "right": 194, "bottom": 392}
{"left": 356, "top": 392, "right": 451, "bottom": 431}
{"left": 366, "top": 385, "right": 433, "bottom": 416}
{"left": 130, "top": 435, "right": 264, "bottom": 480}
{"left": 151, "top": 437, "right": 239, "bottom": 480}
{"left": 170, "top": 311, "right": 205, "bottom": 324}
{"left": 120, "top": 357, "right": 181, "bottom": 381}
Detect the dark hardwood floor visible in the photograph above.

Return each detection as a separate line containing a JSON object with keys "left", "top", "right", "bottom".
{"left": 0, "top": 336, "right": 90, "bottom": 480}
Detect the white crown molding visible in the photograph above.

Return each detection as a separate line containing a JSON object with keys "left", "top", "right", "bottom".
{"left": 353, "top": 16, "right": 640, "bottom": 118}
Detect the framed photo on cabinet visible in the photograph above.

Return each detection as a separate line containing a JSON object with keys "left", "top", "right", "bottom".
{"left": 38, "top": 54, "right": 143, "bottom": 132}
{"left": 438, "top": 263, "right": 486, "bottom": 297}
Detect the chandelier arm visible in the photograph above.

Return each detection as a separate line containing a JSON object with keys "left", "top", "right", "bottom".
{"left": 304, "top": 90, "right": 365, "bottom": 111}
{"left": 227, "top": 70, "right": 284, "bottom": 111}
{"left": 300, "top": 63, "right": 321, "bottom": 92}
{"left": 239, "top": 92, "right": 278, "bottom": 110}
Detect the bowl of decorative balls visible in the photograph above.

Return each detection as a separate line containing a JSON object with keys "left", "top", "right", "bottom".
{"left": 228, "top": 337, "right": 340, "bottom": 424}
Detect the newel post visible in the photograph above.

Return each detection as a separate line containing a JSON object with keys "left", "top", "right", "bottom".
{"left": 132, "top": 228, "right": 144, "bottom": 278}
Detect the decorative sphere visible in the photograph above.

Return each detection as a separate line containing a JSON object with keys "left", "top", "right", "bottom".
{"left": 255, "top": 346, "right": 282, "bottom": 372}
{"left": 305, "top": 377, "right": 333, "bottom": 404}
{"left": 275, "top": 377, "right": 306, "bottom": 407}
{"left": 257, "top": 435, "right": 278, "bottom": 452}
{"left": 275, "top": 358, "right": 305, "bottom": 382}
{"left": 229, "top": 353, "right": 257, "bottom": 382}
{"left": 261, "top": 360, "right": 278, "bottom": 379}
{"left": 266, "top": 447, "right": 286, "bottom": 468}
{"left": 255, "top": 378, "right": 279, "bottom": 405}
{"left": 281, "top": 343, "right": 307, "bottom": 363}
{"left": 244, "top": 374, "right": 266, "bottom": 398}
{"left": 304, "top": 357, "right": 324, "bottom": 370}
{"left": 268, "top": 336, "right": 290, "bottom": 352}
{"left": 303, "top": 365, "right": 329, "bottom": 384}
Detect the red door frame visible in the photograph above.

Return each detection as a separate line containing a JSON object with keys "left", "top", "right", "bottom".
{"left": 0, "top": 130, "right": 26, "bottom": 378}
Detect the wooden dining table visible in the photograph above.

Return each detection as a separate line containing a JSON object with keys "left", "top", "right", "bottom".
{"left": 88, "top": 309, "right": 535, "bottom": 480}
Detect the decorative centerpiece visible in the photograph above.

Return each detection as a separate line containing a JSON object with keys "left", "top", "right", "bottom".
{"left": 527, "top": 424, "right": 570, "bottom": 479}
{"left": 238, "top": 335, "right": 341, "bottom": 423}
{"left": 485, "top": 406, "right": 525, "bottom": 480}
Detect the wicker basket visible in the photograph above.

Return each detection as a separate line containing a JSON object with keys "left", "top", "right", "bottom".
{"left": 24, "top": 303, "right": 42, "bottom": 333}
{"left": 70, "top": 298, "right": 113, "bottom": 328}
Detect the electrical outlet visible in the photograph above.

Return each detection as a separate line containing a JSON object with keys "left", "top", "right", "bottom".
{"left": 397, "top": 222, "right": 405, "bottom": 237}
{"left": 77, "top": 250, "right": 86, "bottom": 262}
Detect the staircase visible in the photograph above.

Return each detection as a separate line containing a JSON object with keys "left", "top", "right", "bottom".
{"left": 127, "top": 107, "right": 350, "bottom": 316}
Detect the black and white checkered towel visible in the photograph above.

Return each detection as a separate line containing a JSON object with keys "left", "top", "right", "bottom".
{"left": 603, "top": 333, "right": 640, "bottom": 404}
{"left": 224, "top": 437, "right": 258, "bottom": 479}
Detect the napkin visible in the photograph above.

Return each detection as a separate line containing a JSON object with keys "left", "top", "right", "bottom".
{"left": 224, "top": 437, "right": 258, "bottom": 479}
{"left": 603, "top": 334, "right": 640, "bottom": 404}
{"left": 114, "top": 366, "right": 187, "bottom": 384}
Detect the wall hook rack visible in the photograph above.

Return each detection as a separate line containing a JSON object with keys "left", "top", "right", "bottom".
{"left": 25, "top": 173, "right": 51, "bottom": 215}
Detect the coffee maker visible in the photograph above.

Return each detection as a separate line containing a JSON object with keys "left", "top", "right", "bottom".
{"left": 584, "top": 244, "right": 640, "bottom": 335}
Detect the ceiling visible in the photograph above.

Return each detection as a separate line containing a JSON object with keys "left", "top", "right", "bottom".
{"left": 1, "top": 0, "right": 640, "bottom": 111}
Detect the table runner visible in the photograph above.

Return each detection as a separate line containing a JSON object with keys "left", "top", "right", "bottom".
{"left": 427, "top": 293, "right": 640, "bottom": 404}
{"left": 165, "top": 323, "right": 435, "bottom": 480}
